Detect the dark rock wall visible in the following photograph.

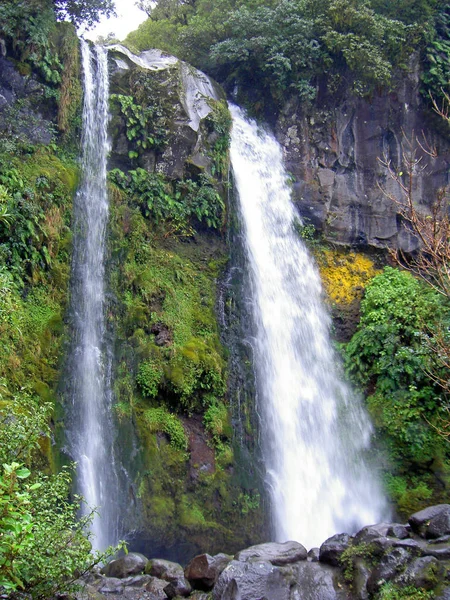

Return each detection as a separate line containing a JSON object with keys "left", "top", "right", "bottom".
{"left": 277, "top": 58, "right": 450, "bottom": 250}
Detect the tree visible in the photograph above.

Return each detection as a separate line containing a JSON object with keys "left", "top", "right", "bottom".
{"left": 378, "top": 93, "right": 450, "bottom": 399}
{"left": 54, "top": 0, "right": 115, "bottom": 28}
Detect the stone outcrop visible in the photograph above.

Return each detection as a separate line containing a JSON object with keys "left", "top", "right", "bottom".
{"left": 107, "top": 44, "right": 225, "bottom": 182}
{"left": 80, "top": 505, "right": 450, "bottom": 600}
{"left": 276, "top": 59, "right": 450, "bottom": 250}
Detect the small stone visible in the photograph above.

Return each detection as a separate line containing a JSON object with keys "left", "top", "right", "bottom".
{"left": 307, "top": 548, "right": 320, "bottom": 562}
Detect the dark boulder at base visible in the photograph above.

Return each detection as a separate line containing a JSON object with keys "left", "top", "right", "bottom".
{"left": 235, "top": 540, "right": 307, "bottom": 565}
{"left": 101, "top": 553, "right": 148, "bottom": 578}
{"left": 145, "top": 558, "right": 185, "bottom": 581}
{"left": 319, "top": 533, "right": 351, "bottom": 566}
{"left": 185, "top": 553, "right": 232, "bottom": 590}
{"left": 366, "top": 547, "right": 412, "bottom": 595}
{"left": 409, "top": 505, "right": 450, "bottom": 537}
{"left": 164, "top": 575, "right": 192, "bottom": 598}
{"left": 387, "top": 524, "right": 410, "bottom": 539}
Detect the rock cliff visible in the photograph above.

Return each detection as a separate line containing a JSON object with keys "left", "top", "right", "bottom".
{"left": 277, "top": 59, "right": 450, "bottom": 250}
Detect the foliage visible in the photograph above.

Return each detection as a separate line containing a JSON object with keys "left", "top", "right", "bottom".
{"left": 0, "top": 0, "right": 62, "bottom": 87}
{"left": 53, "top": 0, "right": 115, "bottom": 28}
{"left": 125, "top": 0, "right": 423, "bottom": 110}
{"left": 110, "top": 94, "right": 169, "bottom": 158}
{"left": 109, "top": 168, "right": 225, "bottom": 232}
{"left": 143, "top": 406, "right": 188, "bottom": 451}
{"left": 377, "top": 582, "right": 435, "bottom": 599}
{"left": 0, "top": 392, "right": 119, "bottom": 598}
{"left": 204, "top": 100, "right": 232, "bottom": 178}
{"left": 344, "top": 267, "right": 450, "bottom": 511}
{"left": 421, "top": 3, "right": 450, "bottom": 102}
{"left": 339, "top": 542, "right": 374, "bottom": 582}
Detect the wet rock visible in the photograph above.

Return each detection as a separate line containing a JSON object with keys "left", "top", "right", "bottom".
{"left": 185, "top": 553, "right": 232, "bottom": 590}
{"left": 235, "top": 540, "right": 307, "bottom": 565}
{"left": 319, "top": 533, "right": 351, "bottom": 566}
{"left": 288, "top": 561, "right": 349, "bottom": 600}
{"left": 366, "top": 548, "right": 412, "bottom": 595}
{"left": 145, "top": 558, "right": 184, "bottom": 582}
{"left": 352, "top": 558, "right": 371, "bottom": 600}
{"left": 98, "top": 577, "right": 125, "bottom": 594}
{"left": 429, "top": 535, "right": 450, "bottom": 544}
{"left": 368, "top": 536, "right": 395, "bottom": 556}
{"left": 145, "top": 577, "right": 169, "bottom": 599}
{"left": 121, "top": 575, "right": 153, "bottom": 587}
{"left": 212, "top": 559, "right": 289, "bottom": 600}
{"left": 409, "top": 505, "right": 450, "bottom": 537}
{"left": 396, "top": 556, "right": 443, "bottom": 590}
{"left": 427, "top": 508, "right": 450, "bottom": 539}
{"left": 423, "top": 543, "right": 450, "bottom": 559}
{"left": 435, "top": 588, "right": 450, "bottom": 600}
{"left": 354, "top": 523, "right": 391, "bottom": 544}
{"left": 164, "top": 576, "right": 192, "bottom": 598}
{"left": 308, "top": 548, "right": 320, "bottom": 562}
{"left": 101, "top": 553, "right": 148, "bottom": 578}
{"left": 387, "top": 524, "right": 410, "bottom": 539}
{"left": 393, "top": 539, "right": 424, "bottom": 555}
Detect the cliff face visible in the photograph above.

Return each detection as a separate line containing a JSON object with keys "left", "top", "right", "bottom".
{"left": 277, "top": 60, "right": 450, "bottom": 250}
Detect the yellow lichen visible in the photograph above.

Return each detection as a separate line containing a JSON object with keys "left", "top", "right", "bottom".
{"left": 318, "top": 248, "right": 380, "bottom": 306}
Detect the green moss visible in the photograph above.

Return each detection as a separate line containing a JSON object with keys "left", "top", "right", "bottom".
{"left": 143, "top": 407, "right": 188, "bottom": 452}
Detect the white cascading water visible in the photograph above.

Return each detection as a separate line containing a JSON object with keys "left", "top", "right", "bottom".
{"left": 230, "top": 104, "right": 388, "bottom": 548}
{"left": 65, "top": 41, "right": 118, "bottom": 551}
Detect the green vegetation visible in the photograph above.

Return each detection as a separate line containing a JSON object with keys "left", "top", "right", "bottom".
{"left": 109, "top": 168, "right": 225, "bottom": 232}
{"left": 124, "top": 0, "right": 448, "bottom": 111}
{"left": 343, "top": 267, "right": 450, "bottom": 516}
{"left": 0, "top": 392, "right": 121, "bottom": 598}
{"left": 377, "top": 583, "right": 435, "bottom": 599}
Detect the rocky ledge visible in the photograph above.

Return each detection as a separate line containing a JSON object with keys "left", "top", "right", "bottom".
{"left": 80, "top": 505, "right": 450, "bottom": 599}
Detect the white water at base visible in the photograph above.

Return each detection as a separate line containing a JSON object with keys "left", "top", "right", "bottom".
{"left": 66, "top": 41, "right": 118, "bottom": 551}
{"left": 230, "top": 105, "right": 388, "bottom": 548}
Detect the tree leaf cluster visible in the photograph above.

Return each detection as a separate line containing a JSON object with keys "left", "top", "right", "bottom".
{"left": 126, "top": 0, "right": 434, "bottom": 110}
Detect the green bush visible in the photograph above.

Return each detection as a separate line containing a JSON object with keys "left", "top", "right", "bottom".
{"left": 143, "top": 407, "right": 188, "bottom": 451}
{"left": 0, "top": 392, "right": 119, "bottom": 598}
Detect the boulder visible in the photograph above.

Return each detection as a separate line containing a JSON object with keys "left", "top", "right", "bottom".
{"left": 101, "top": 553, "right": 148, "bottom": 578}
{"left": 366, "top": 548, "right": 412, "bottom": 595}
{"left": 145, "top": 558, "right": 185, "bottom": 581}
{"left": 212, "top": 559, "right": 289, "bottom": 600}
{"left": 319, "top": 533, "right": 351, "bottom": 567}
{"left": 145, "top": 576, "right": 170, "bottom": 599}
{"left": 387, "top": 524, "right": 410, "bottom": 539}
{"left": 354, "top": 523, "right": 391, "bottom": 544}
{"left": 184, "top": 553, "right": 232, "bottom": 590}
{"left": 396, "top": 556, "right": 443, "bottom": 590}
{"left": 97, "top": 577, "right": 125, "bottom": 594}
{"left": 235, "top": 541, "right": 307, "bottom": 565}
{"left": 423, "top": 543, "right": 450, "bottom": 559}
{"left": 392, "top": 539, "right": 424, "bottom": 555}
{"left": 308, "top": 548, "right": 320, "bottom": 562}
{"left": 164, "top": 576, "right": 192, "bottom": 598}
{"left": 213, "top": 558, "right": 348, "bottom": 600}
{"left": 427, "top": 508, "right": 450, "bottom": 539}
{"left": 409, "top": 505, "right": 450, "bottom": 537}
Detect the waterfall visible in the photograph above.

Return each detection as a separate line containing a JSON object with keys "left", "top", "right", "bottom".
{"left": 229, "top": 104, "right": 388, "bottom": 548}
{"left": 65, "top": 41, "right": 118, "bottom": 551}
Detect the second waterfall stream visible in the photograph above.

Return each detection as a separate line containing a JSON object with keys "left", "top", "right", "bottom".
{"left": 229, "top": 104, "right": 388, "bottom": 548}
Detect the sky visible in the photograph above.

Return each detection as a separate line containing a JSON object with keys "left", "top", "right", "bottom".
{"left": 83, "top": 0, "right": 148, "bottom": 42}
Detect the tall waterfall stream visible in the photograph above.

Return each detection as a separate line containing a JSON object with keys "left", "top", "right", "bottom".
{"left": 63, "top": 41, "right": 386, "bottom": 552}
{"left": 229, "top": 105, "right": 388, "bottom": 548}
{"left": 65, "top": 42, "right": 118, "bottom": 551}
